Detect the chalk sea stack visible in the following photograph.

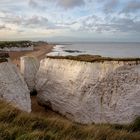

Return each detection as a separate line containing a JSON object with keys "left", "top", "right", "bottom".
{"left": 20, "top": 56, "right": 40, "bottom": 92}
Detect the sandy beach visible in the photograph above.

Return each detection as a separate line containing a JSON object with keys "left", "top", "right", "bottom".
{"left": 8, "top": 44, "right": 53, "bottom": 66}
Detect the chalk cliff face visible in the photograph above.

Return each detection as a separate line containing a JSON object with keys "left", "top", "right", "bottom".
{"left": 0, "top": 62, "right": 31, "bottom": 112}
{"left": 36, "top": 58, "right": 140, "bottom": 124}
{"left": 20, "top": 56, "right": 40, "bottom": 91}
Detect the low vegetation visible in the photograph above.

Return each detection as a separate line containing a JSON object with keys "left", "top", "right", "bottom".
{"left": 0, "top": 41, "right": 33, "bottom": 49}
{"left": 0, "top": 101, "right": 139, "bottom": 140}
{"left": 47, "top": 54, "right": 140, "bottom": 62}
{"left": 0, "top": 53, "right": 9, "bottom": 63}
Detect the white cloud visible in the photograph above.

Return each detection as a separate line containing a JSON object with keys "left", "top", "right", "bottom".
{"left": 28, "top": 0, "right": 85, "bottom": 9}
{"left": 0, "top": 0, "right": 140, "bottom": 41}
{"left": 122, "top": 0, "right": 140, "bottom": 13}
{"left": 57, "top": 0, "right": 85, "bottom": 9}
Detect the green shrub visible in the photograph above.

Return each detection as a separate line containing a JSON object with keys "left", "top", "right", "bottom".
{"left": 0, "top": 41, "right": 33, "bottom": 49}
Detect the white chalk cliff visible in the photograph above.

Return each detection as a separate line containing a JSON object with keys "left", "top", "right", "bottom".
{"left": 20, "top": 56, "right": 40, "bottom": 91}
{"left": 0, "top": 61, "right": 31, "bottom": 112}
{"left": 36, "top": 58, "right": 140, "bottom": 124}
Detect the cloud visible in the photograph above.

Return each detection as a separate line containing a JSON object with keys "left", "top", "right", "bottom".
{"left": 57, "top": 0, "right": 85, "bottom": 9}
{"left": 24, "top": 15, "right": 63, "bottom": 29}
{"left": 29, "top": 0, "right": 38, "bottom": 8}
{"left": 25, "top": 16, "right": 48, "bottom": 27}
{"left": 111, "top": 18, "right": 140, "bottom": 32}
{"left": 0, "top": 0, "right": 140, "bottom": 41}
{"left": 103, "top": 0, "right": 119, "bottom": 13}
{"left": 0, "top": 24, "right": 11, "bottom": 30}
{"left": 0, "top": 11, "right": 66, "bottom": 30}
{"left": 67, "top": 14, "right": 140, "bottom": 33}
{"left": 0, "top": 25, "right": 6, "bottom": 30}
{"left": 122, "top": 0, "right": 140, "bottom": 13}
{"left": 0, "top": 12, "right": 23, "bottom": 25}
{"left": 28, "top": 0, "right": 85, "bottom": 9}
{"left": 98, "top": 18, "right": 140, "bottom": 33}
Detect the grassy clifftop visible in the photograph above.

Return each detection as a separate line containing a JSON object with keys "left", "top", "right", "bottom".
{"left": 0, "top": 41, "right": 33, "bottom": 49}
{"left": 47, "top": 55, "right": 140, "bottom": 63}
{"left": 0, "top": 101, "right": 139, "bottom": 140}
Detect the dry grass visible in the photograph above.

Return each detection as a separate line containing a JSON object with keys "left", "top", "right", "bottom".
{"left": 47, "top": 54, "right": 140, "bottom": 63}
{"left": 0, "top": 101, "right": 139, "bottom": 140}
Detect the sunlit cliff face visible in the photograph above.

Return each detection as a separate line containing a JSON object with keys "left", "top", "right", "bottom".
{"left": 0, "top": 0, "right": 140, "bottom": 42}
{"left": 34, "top": 58, "right": 140, "bottom": 124}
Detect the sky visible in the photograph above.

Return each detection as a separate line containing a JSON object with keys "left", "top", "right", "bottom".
{"left": 0, "top": 0, "right": 140, "bottom": 42}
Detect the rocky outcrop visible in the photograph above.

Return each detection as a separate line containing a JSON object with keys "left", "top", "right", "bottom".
{"left": 20, "top": 56, "right": 40, "bottom": 92}
{"left": 36, "top": 58, "right": 140, "bottom": 124}
{"left": 0, "top": 62, "right": 31, "bottom": 112}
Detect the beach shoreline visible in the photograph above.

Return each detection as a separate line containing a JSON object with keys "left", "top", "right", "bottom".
{"left": 48, "top": 42, "right": 140, "bottom": 58}
{"left": 7, "top": 43, "right": 54, "bottom": 66}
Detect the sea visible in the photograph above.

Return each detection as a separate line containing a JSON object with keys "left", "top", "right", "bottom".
{"left": 47, "top": 42, "right": 140, "bottom": 58}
